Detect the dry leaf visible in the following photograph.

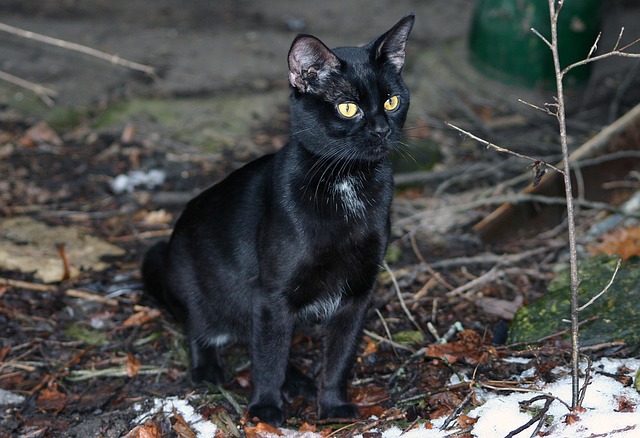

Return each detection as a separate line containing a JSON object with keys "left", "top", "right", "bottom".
{"left": 142, "top": 209, "right": 173, "bottom": 226}
{"left": 615, "top": 395, "right": 636, "bottom": 413}
{"left": 564, "top": 413, "right": 580, "bottom": 425}
{"left": 126, "top": 353, "right": 142, "bottom": 377}
{"left": 172, "top": 408, "right": 197, "bottom": 438}
{"left": 349, "top": 385, "right": 389, "bottom": 407}
{"left": 19, "top": 121, "right": 63, "bottom": 148}
{"left": 299, "top": 422, "right": 317, "bottom": 432}
{"left": 36, "top": 388, "right": 69, "bottom": 412}
{"left": 363, "top": 338, "right": 378, "bottom": 356}
{"left": 591, "top": 226, "right": 640, "bottom": 260}
{"left": 424, "top": 330, "right": 496, "bottom": 365}
{"left": 457, "top": 413, "right": 478, "bottom": 428}
{"left": 245, "top": 422, "right": 284, "bottom": 437}
{"left": 124, "top": 419, "right": 162, "bottom": 438}
{"left": 122, "top": 307, "right": 161, "bottom": 328}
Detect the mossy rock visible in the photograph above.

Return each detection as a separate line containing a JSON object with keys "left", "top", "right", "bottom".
{"left": 508, "top": 255, "right": 640, "bottom": 348}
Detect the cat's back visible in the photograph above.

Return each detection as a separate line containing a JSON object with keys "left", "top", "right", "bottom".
{"left": 170, "top": 153, "right": 276, "bottom": 250}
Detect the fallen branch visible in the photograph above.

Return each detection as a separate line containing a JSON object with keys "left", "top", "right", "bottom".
{"left": 505, "top": 394, "right": 554, "bottom": 438}
{"left": 1, "top": 277, "right": 119, "bottom": 306}
{"left": 0, "top": 22, "right": 158, "bottom": 78}
{"left": 65, "top": 365, "right": 168, "bottom": 381}
{"left": 445, "top": 121, "right": 565, "bottom": 176}
{"left": 578, "top": 258, "right": 622, "bottom": 312}
{"left": 384, "top": 260, "right": 425, "bottom": 337}
{"left": 0, "top": 70, "right": 57, "bottom": 106}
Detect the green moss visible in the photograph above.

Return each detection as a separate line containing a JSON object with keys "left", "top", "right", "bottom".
{"left": 92, "top": 92, "right": 285, "bottom": 152}
{"left": 508, "top": 255, "right": 640, "bottom": 348}
{"left": 64, "top": 324, "right": 110, "bottom": 346}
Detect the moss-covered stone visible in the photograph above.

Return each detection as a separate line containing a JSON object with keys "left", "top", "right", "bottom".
{"left": 508, "top": 255, "right": 640, "bottom": 348}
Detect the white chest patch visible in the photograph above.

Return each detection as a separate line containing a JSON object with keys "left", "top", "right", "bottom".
{"left": 299, "top": 294, "right": 343, "bottom": 322}
{"left": 333, "top": 176, "right": 366, "bottom": 218}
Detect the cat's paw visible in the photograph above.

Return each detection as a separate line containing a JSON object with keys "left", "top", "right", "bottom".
{"left": 190, "top": 365, "right": 225, "bottom": 385}
{"left": 318, "top": 402, "right": 359, "bottom": 420}
{"left": 248, "top": 403, "right": 285, "bottom": 427}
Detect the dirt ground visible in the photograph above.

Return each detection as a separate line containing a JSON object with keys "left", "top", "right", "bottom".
{"left": 1, "top": 1, "right": 640, "bottom": 437}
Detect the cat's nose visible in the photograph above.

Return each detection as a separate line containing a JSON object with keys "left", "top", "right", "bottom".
{"left": 372, "top": 125, "right": 391, "bottom": 140}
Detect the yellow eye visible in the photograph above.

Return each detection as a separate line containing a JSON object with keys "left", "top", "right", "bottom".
{"left": 337, "top": 102, "right": 359, "bottom": 118}
{"left": 384, "top": 95, "right": 399, "bottom": 111}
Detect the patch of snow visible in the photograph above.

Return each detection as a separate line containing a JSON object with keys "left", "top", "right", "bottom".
{"left": 502, "top": 357, "right": 532, "bottom": 364}
{"left": 133, "top": 396, "right": 217, "bottom": 438}
{"left": 0, "top": 388, "right": 25, "bottom": 406}
{"left": 520, "top": 366, "right": 537, "bottom": 379}
{"left": 110, "top": 169, "right": 165, "bottom": 194}
{"left": 470, "top": 358, "right": 640, "bottom": 438}
{"left": 129, "top": 359, "right": 640, "bottom": 438}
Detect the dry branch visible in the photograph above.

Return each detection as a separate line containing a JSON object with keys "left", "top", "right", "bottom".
{"left": 0, "top": 22, "right": 158, "bottom": 78}
{"left": 0, "top": 70, "right": 57, "bottom": 106}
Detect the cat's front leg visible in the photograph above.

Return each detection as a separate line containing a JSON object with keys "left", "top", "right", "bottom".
{"left": 247, "top": 296, "right": 294, "bottom": 426}
{"left": 317, "top": 294, "right": 369, "bottom": 420}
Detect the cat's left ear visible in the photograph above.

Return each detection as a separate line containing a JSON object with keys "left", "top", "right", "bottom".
{"left": 373, "top": 13, "right": 415, "bottom": 72}
{"left": 288, "top": 35, "right": 341, "bottom": 93}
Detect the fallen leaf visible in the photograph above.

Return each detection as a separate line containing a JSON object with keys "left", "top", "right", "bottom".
{"left": 19, "top": 121, "right": 63, "bottom": 148}
{"left": 591, "top": 226, "right": 640, "bottom": 260}
{"left": 126, "top": 353, "right": 142, "bottom": 377}
{"left": 141, "top": 209, "right": 173, "bottom": 226}
{"left": 244, "top": 422, "right": 284, "bottom": 437}
{"left": 359, "top": 404, "right": 386, "bottom": 419}
{"left": 615, "top": 395, "right": 636, "bottom": 413}
{"left": 121, "top": 307, "right": 161, "bottom": 329}
{"left": 124, "top": 419, "right": 162, "bottom": 438}
{"left": 36, "top": 388, "right": 69, "bottom": 412}
{"left": 349, "top": 385, "right": 389, "bottom": 407}
{"left": 172, "top": 408, "right": 197, "bottom": 438}
{"left": 299, "top": 422, "right": 317, "bottom": 432}
{"left": 457, "top": 413, "right": 478, "bottom": 428}
{"left": 564, "top": 413, "right": 580, "bottom": 425}
{"left": 363, "top": 338, "right": 378, "bottom": 356}
{"left": 424, "top": 330, "right": 496, "bottom": 365}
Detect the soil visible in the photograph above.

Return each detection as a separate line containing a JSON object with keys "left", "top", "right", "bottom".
{"left": 1, "top": 1, "right": 640, "bottom": 437}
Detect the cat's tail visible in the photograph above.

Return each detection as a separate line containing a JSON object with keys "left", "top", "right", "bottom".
{"left": 141, "top": 240, "right": 170, "bottom": 305}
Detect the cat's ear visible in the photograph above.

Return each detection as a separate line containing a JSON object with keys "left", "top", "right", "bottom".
{"left": 288, "top": 35, "right": 341, "bottom": 93}
{"left": 373, "top": 13, "right": 415, "bottom": 72}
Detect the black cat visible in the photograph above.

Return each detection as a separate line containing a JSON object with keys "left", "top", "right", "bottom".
{"left": 142, "top": 14, "right": 414, "bottom": 426}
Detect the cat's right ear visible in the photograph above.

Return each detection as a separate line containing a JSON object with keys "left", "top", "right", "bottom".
{"left": 288, "top": 35, "right": 341, "bottom": 93}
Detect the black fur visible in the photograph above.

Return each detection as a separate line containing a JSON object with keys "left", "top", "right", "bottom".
{"left": 142, "top": 14, "right": 414, "bottom": 426}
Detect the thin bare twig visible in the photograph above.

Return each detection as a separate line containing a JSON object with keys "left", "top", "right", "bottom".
{"left": 560, "top": 26, "right": 640, "bottom": 76}
{"left": 375, "top": 308, "right": 399, "bottom": 357}
{"left": 577, "top": 258, "right": 622, "bottom": 312}
{"left": 505, "top": 395, "right": 554, "bottom": 438}
{"left": 0, "top": 70, "right": 57, "bottom": 106}
{"left": 383, "top": 261, "right": 425, "bottom": 337}
{"left": 0, "top": 22, "right": 158, "bottom": 78}
{"left": 445, "top": 121, "right": 565, "bottom": 175}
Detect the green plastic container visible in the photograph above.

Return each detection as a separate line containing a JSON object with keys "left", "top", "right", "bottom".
{"left": 469, "top": 0, "right": 603, "bottom": 87}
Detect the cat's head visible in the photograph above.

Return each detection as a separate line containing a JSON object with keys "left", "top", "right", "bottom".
{"left": 287, "top": 14, "right": 415, "bottom": 163}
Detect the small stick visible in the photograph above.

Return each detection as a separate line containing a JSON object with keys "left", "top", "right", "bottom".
{"left": 445, "top": 121, "right": 565, "bottom": 175}
{"left": 0, "top": 70, "right": 57, "bottom": 106}
{"left": 56, "top": 243, "right": 71, "bottom": 282}
{"left": 383, "top": 261, "right": 425, "bottom": 337}
{"left": 577, "top": 258, "right": 622, "bottom": 312}
{"left": 0, "top": 22, "right": 158, "bottom": 78}
{"left": 1, "top": 277, "right": 119, "bottom": 306}
{"left": 375, "top": 308, "right": 399, "bottom": 357}
{"left": 440, "top": 389, "right": 474, "bottom": 431}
